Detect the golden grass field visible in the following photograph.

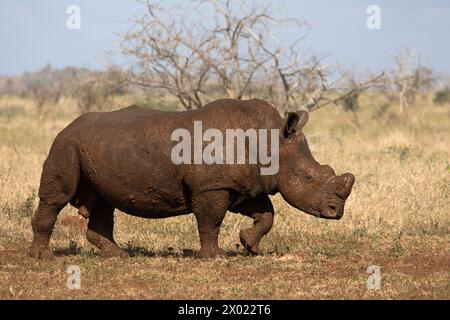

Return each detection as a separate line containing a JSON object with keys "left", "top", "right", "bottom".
{"left": 0, "top": 94, "right": 449, "bottom": 299}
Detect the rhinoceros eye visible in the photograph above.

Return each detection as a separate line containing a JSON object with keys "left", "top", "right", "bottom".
{"left": 296, "top": 169, "right": 312, "bottom": 179}
{"left": 303, "top": 168, "right": 317, "bottom": 180}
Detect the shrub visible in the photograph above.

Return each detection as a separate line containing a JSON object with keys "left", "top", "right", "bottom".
{"left": 433, "top": 88, "right": 450, "bottom": 105}
{"left": 19, "top": 190, "right": 37, "bottom": 218}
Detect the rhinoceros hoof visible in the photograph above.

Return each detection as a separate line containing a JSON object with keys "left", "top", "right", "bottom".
{"left": 28, "top": 245, "right": 54, "bottom": 260}
{"left": 239, "top": 229, "right": 259, "bottom": 255}
{"left": 197, "top": 247, "right": 227, "bottom": 259}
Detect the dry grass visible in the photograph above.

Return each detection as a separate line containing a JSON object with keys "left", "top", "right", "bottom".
{"left": 0, "top": 94, "right": 449, "bottom": 299}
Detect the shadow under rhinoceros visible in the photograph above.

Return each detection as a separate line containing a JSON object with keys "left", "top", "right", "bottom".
{"left": 53, "top": 246, "right": 82, "bottom": 257}
{"left": 52, "top": 244, "right": 251, "bottom": 258}
{"left": 124, "top": 246, "right": 242, "bottom": 258}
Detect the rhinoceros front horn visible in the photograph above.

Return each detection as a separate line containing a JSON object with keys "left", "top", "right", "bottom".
{"left": 334, "top": 173, "right": 355, "bottom": 199}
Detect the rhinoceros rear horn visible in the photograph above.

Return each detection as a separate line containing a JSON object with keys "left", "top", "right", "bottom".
{"left": 282, "top": 110, "right": 309, "bottom": 139}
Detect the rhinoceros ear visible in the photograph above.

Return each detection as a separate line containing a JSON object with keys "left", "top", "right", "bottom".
{"left": 296, "top": 110, "right": 309, "bottom": 130}
{"left": 282, "top": 110, "right": 309, "bottom": 139}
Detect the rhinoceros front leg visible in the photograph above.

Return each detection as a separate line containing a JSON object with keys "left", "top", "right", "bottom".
{"left": 86, "top": 199, "right": 128, "bottom": 258}
{"left": 192, "top": 190, "right": 229, "bottom": 259}
{"left": 238, "top": 195, "right": 274, "bottom": 255}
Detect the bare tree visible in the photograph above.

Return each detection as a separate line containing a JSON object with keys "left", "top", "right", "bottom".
{"left": 120, "top": 0, "right": 214, "bottom": 110}
{"left": 120, "top": 0, "right": 311, "bottom": 110}
{"left": 387, "top": 49, "right": 435, "bottom": 114}
{"left": 302, "top": 71, "right": 385, "bottom": 112}
{"left": 120, "top": 0, "right": 382, "bottom": 114}
{"left": 72, "top": 65, "right": 129, "bottom": 113}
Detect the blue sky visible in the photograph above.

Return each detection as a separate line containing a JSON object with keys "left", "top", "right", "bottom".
{"left": 1, "top": 0, "right": 449, "bottom": 76}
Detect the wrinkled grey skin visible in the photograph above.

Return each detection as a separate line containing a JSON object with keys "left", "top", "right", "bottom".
{"left": 29, "top": 98, "right": 355, "bottom": 259}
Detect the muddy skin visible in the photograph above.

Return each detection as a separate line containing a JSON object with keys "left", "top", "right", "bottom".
{"left": 29, "top": 98, "right": 355, "bottom": 259}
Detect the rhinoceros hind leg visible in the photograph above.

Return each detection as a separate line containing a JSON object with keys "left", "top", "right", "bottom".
{"left": 86, "top": 199, "right": 128, "bottom": 258}
{"left": 29, "top": 200, "right": 66, "bottom": 259}
{"left": 193, "top": 190, "right": 229, "bottom": 259}
{"left": 30, "top": 145, "right": 80, "bottom": 259}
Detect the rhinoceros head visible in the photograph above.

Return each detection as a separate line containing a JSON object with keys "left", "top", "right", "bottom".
{"left": 276, "top": 111, "right": 355, "bottom": 219}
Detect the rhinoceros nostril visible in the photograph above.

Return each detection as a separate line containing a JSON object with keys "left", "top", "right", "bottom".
{"left": 323, "top": 205, "right": 338, "bottom": 217}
